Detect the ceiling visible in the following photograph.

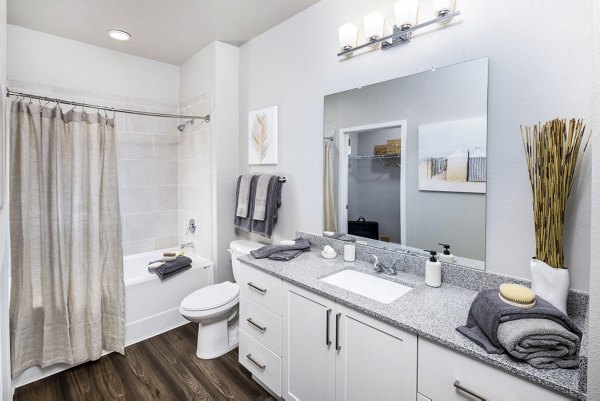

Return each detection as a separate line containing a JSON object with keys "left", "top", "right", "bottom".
{"left": 7, "top": 0, "right": 321, "bottom": 65}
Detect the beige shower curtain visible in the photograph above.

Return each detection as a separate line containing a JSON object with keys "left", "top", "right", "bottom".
{"left": 323, "top": 139, "right": 337, "bottom": 232}
{"left": 9, "top": 101, "right": 125, "bottom": 376}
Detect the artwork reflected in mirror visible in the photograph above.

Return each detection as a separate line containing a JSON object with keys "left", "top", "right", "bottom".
{"left": 323, "top": 58, "right": 488, "bottom": 269}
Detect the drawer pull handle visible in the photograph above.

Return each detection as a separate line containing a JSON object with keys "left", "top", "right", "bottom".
{"left": 246, "top": 318, "right": 267, "bottom": 332}
{"left": 453, "top": 380, "right": 487, "bottom": 401}
{"left": 246, "top": 353, "right": 266, "bottom": 371}
{"left": 335, "top": 312, "right": 341, "bottom": 351}
{"left": 247, "top": 282, "right": 267, "bottom": 294}
{"left": 326, "top": 309, "right": 332, "bottom": 347}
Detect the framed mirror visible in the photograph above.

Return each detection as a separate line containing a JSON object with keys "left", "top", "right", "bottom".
{"left": 323, "top": 57, "right": 488, "bottom": 269}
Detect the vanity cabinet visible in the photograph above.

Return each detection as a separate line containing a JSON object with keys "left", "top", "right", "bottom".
{"left": 418, "top": 339, "right": 573, "bottom": 401}
{"left": 282, "top": 282, "right": 417, "bottom": 401}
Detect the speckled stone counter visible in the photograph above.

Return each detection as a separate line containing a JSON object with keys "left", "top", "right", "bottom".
{"left": 238, "top": 249, "right": 588, "bottom": 400}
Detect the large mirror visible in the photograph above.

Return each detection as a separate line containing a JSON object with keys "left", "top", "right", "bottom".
{"left": 323, "top": 58, "right": 488, "bottom": 269}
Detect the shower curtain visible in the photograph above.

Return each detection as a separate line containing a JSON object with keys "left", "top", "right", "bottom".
{"left": 323, "top": 139, "right": 337, "bottom": 232}
{"left": 9, "top": 101, "right": 125, "bottom": 376}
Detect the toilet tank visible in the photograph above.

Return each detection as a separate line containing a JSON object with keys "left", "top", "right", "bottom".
{"left": 229, "top": 240, "right": 264, "bottom": 282}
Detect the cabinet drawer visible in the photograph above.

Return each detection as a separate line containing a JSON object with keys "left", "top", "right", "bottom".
{"left": 239, "top": 330, "right": 281, "bottom": 397}
{"left": 240, "top": 297, "right": 282, "bottom": 355}
{"left": 418, "top": 339, "right": 573, "bottom": 401}
{"left": 238, "top": 265, "right": 282, "bottom": 315}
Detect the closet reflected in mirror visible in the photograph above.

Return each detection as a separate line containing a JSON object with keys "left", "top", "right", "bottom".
{"left": 323, "top": 57, "right": 488, "bottom": 269}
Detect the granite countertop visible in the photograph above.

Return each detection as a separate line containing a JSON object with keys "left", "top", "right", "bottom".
{"left": 239, "top": 249, "right": 588, "bottom": 400}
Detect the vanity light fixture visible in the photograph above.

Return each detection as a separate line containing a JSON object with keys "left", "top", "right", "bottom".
{"left": 338, "top": 23, "right": 359, "bottom": 51}
{"left": 338, "top": 2, "right": 460, "bottom": 58}
{"left": 363, "top": 11, "right": 385, "bottom": 42}
{"left": 107, "top": 29, "right": 131, "bottom": 41}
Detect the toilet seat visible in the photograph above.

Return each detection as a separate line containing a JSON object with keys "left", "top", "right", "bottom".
{"left": 181, "top": 281, "right": 240, "bottom": 311}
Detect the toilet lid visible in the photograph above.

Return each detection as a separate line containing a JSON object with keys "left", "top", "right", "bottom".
{"left": 181, "top": 281, "right": 239, "bottom": 311}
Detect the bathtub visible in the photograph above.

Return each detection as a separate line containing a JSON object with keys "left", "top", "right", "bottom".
{"left": 124, "top": 247, "right": 213, "bottom": 346}
{"left": 14, "top": 247, "right": 214, "bottom": 387}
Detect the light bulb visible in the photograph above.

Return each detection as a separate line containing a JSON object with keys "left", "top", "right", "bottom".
{"left": 433, "top": 0, "right": 455, "bottom": 17}
{"left": 394, "top": 0, "right": 419, "bottom": 30}
{"left": 363, "top": 11, "right": 385, "bottom": 42}
{"left": 338, "top": 23, "right": 358, "bottom": 51}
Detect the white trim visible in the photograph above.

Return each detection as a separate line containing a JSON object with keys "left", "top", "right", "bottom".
{"left": 337, "top": 120, "right": 407, "bottom": 242}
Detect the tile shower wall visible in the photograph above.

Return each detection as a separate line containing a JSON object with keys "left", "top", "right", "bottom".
{"left": 7, "top": 80, "right": 180, "bottom": 256}
{"left": 178, "top": 95, "right": 212, "bottom": 259}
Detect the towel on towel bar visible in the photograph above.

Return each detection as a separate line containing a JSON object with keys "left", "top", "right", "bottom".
{"left": 234, "top": 175, "right": 258, "bottom": 233}
{"left": 497, "top": 318, "right": 581, "bottom": 369}
{"left": 253, "top": 174, "right": 273, "bottom": 221}
{"left": 250, "top": 175, "right": 282, "bottom": 238}
{"left": 456, "top": 289, "right": 582, "bottom": 355}
{"left": 236, "top": 174, "right": 254, "bottom": 218}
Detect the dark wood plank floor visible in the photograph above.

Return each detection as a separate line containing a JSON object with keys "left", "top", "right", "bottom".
{"left": 13, "top": 323, "right": 274, "bottom": 401}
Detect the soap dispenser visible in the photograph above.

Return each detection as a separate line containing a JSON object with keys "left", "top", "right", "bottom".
{"left": 424, "top": 250, "right": 442, "bottom": 288}
{"left": 438, "top": 243, "right": 455, "bottom": 263}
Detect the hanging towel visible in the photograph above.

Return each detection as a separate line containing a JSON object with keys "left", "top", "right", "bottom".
{"left": 236, "top": 174, "right": 254, "bottom": 217}
{"left": 251, "top": 175, "right": 282, "bottom": 238}
{"left": 234, "top": 175, "right": 259, "bottom": 232}
{"left": 253, "top": 174, "right": 274, "bottom": 221}
{"left": 456, "top": 289, "right": 582, "bottom": 354}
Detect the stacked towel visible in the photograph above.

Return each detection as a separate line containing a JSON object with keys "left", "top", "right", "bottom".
{"left": 456, "top": 289, "right": 582, "bottom": 369}
{"left": 148, "top": 256, "right": 193, "bottom": 280}
{"left": 250, "top": 238, "right": 311, "bottom": 261}
{"left": 234, "top": 175, "right": 283, "bottom": 238}
{"left": 324, "top": 232, "right": 356, "bottom": 242}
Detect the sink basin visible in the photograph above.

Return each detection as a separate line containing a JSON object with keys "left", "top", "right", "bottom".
{"left": 321, "top": 269, "right": 411, "bottom": 304}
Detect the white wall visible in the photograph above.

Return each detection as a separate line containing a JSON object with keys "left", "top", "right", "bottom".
{"left": 587, "top": 1, "right": 600, "bottom": 397}
{"left": 239, "top": 0, "right": 592, "bottom": 291}
{"left": 0, "top": 1, "right": 10, "bottom": 399}
{"left": 179, "top": 41, "right": 240, "bottom": 283}
{"left": 7, "top": 25, "right": 182, "bottom": 256}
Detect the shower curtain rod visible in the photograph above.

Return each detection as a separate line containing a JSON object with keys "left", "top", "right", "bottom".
{"left": 5, "top": 89, "right": 211, "bottom": 122}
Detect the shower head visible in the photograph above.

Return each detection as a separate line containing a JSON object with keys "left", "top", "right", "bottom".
{"left": 177, "top": 119, "right": 194, "bottom": 132}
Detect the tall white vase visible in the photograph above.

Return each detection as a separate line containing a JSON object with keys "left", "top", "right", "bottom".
{"left": 530, "top": 258, "right": 569, "bottom": 315}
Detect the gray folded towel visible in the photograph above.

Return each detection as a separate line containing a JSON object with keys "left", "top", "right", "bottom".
{"left": 497, "top": 319, "right": 580, "bottom": 369}
{"left": 250, "top": 238, "right": 311, "bottom": 259}
{"left": 236, "top": 174, "right": 254, "bottom": 217}
{"left": 456, "top": 289, "right": 582, "bottom": 354}
{"left": 150, "top": 256, "right": 193, "bottom": 281}
{"left": 268, "top": 249, "right": 305, "bottom": 261}
{"left": 253, "top": 174, "right": 273, "bottom": 221}
{"left": 325, "top": 232, "right": 356, "bottom": 242}
{"left": 250, "top": 175, "right": 282, "bottom": 238}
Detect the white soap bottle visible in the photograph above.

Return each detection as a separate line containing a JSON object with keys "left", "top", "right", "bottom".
{"left": 424, "top": 250, "right": 442, "bottom": 288}
{"left": 438, "top": 243, "right": 455, "bottom": 263}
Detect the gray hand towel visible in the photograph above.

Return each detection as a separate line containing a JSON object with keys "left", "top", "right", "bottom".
{"left": 236, "top": 174, "right": 254, "bottom": 217}
{"left": 456, "top": 289, "right": 582, "bottom": 354}
{"left": 268, "top": 249, "right": 305, "bottom": 261}
{"left": 497, "top": 319, "right": 580, "bottom": 369}
{"left": 250, "top": 175, "right": 282, "bottom": 238}
{"left": 151, "top": 256, "right": 193, "bottom": 281}
{"left": 234, "top": 175, "right": 259, "bottom": 233}
{"left": 253, "top": 174, "right": 273, "bottom": 221}
{"left": 325, "top": 232, "right": 356, "bottom": 242}
{"left": 250, "top": 238, "right": 311, "bottom": 259}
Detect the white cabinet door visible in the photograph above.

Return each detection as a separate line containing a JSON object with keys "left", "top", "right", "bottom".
{"left": 282, "top": 283, "right": 336, "bottom": 401}
{"left": 335, "top": 304, "right": 418, "bottom": 401}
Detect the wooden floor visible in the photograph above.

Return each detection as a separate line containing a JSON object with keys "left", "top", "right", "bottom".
{"left": 13, "top": 324, "right": 274, "bottom": 401}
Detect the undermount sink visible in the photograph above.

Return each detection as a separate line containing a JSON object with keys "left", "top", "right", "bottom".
{"left": 321, "top": 269, "right": 412, "bottom": 304}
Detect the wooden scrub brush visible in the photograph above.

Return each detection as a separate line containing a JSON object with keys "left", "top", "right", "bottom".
{"left": 498, "top": 283, "right": 536, "bottom": 308}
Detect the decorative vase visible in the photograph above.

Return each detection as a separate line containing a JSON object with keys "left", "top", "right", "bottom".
{"left": 530, "top": 258, "right": 569, "bottom": 314}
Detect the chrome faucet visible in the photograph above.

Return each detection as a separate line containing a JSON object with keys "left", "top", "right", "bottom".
{"left": 369, "top": 254, "right": 398, "bottom": 276}
{"left": 180, "top": 242, "right": 194, "bottom": 250}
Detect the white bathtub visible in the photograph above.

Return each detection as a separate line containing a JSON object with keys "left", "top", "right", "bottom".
{"left": 124, "top": 247, "right": 213, "bottom": 346}
{"left": 14, "top": 247, "right": 214, "bottom": 387}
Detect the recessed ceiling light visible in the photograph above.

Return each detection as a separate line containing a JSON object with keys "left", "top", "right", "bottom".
{"left": 107, "top": 29, "right": 131, "bottom": 41}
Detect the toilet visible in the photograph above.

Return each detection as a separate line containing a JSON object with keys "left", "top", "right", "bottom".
{"left": 179, "top": 239, "right": 263, "bottom": 359}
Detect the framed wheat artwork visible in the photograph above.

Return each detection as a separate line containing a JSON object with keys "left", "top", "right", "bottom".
{"left": 248, "top": 106, "right": 278, "bottom": 165}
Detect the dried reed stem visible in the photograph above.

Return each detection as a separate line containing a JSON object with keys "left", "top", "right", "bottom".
{"left": 521, "top": 118, "right": 589, "bottom": 268}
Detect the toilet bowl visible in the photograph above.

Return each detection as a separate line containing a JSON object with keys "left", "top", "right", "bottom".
{"left": 179, "top": 239, "right": 263, "bottom": 359}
